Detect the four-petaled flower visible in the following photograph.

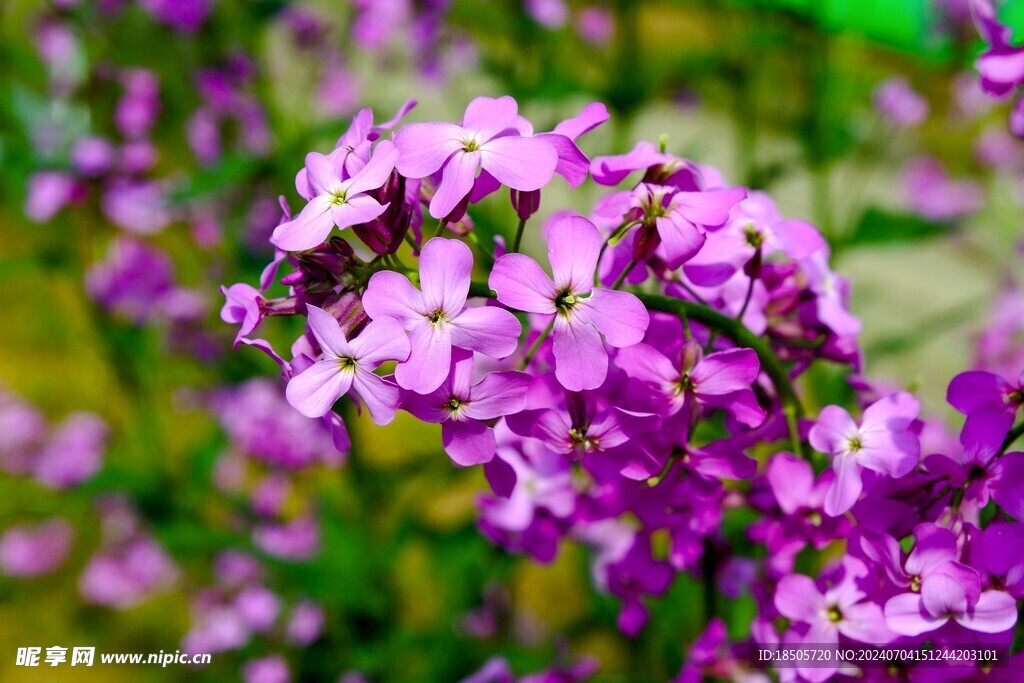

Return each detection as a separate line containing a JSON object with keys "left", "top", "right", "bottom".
{"left": 394, "top": 96, "right": 558, "bottom": 219}
{"left": 401, "top": 350, "right": 531, "bottom": 466}
{"left": 489, "top": 214, "right": 649, "bottom": 390}
{"left": 809, "top": 392, "right": 921, "bottom": 516}
{"left": 362, "top": 238, "right": 522, "bottom": 395}
{"left": 272, "top": 140, "right": 399, "bottom": 251}
{"left": 286, "top": 305, "right": 409, "bottom": 424}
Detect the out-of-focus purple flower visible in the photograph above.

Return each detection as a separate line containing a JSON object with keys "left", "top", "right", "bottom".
{"left": 33, "top": 412, "right": 107, "bottom": 489}
{"left": 252, "top": 516, "right": 319, "bottom": 561}
{"left": 575, "top": 7, "right": 614, "bottom": 45}
{"left": 0, "top": 388, "right": 48, "bottom": 475}
{"left": 138, "top": 0, "right": 211, "bottom": 33}
{"left": 490, "top": 215, "right": 649, "bottom": 390}
{"left": 71, "top": 136, "right": 116, "bottom": 177}
{"left": 242, "top": 654, "right": 290, "bottom": 683}
{"left": 902, "top": 156, "right": 983, "bottom": 222}
{"left": 79, "top": 536, "right": 178, "bottom": 609}
{"left": 285, "top": 306, "right": 408, "bottom": 423}
{"left": 24, "top": 171, "right": 80, "bottom": 222}
{"left": 233, "top": 584, "right": 281, "bottom": 633}
{"left": 0, "top": 518, "right": 74, "bottom": 577}
{"left": 285, "top": 600, "right": 324, "bottom": 646}
{"left": 810, "top": 392, "right": 921, "bottom": 515}
{"left": 85, "top": 238, "right": 179, "bottom": 323}
{"left": 872, "top": 77, "right": 929, "bottom": 127}
{"left": 115, "top": 69, "right": 160, "bottom": 139}
{"left": 364, "top": 238, "right": 521, "bottom": 394}
{"left": 401, "top": 349, "right": 530, "bottom": 465}
{"left": 525, "top": 0, "right": 568, "bottom": 28}
{"left": 101, "top": 178, "right": 174, "bottom": 234}
{"left": 394, "top": 96, "right": 558, "bottom": 219}
{"left": 212, "top": 380, "right": 345, "bottom": 468}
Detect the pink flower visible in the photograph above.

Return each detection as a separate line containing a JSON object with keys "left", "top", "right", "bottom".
{"left": 0, "top": 518, "right": 74, "bottom": 577}
{"left": 271, "top": 140, "right": 399, "bottom": 251}
{"left": 285, "top": 305, "right": 409, "bottom": 423}
{"left": 489, "top": 215, "right": 649, "bottom": 390}
{"left": 362, "top": 238, "right": 522, "bottom": 394}
{"left": 394, "top": 96, "right": 558, "bottom": 219}
{"left": 809, "top": 392, "right": 921, "bottom": 516}
{"left": 400, "top": 349, "right": 531, "bottom": 466}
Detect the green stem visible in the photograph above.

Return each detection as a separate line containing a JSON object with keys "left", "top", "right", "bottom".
{"left": 432, "top": 219, "right": 448, "bottom": 239}
{"left": 1001, "top": 422, "right": 1024, "bottom": 456}
{"left": 612, "top": 260, "right": 637, "bottom": 290}
{"left": 511, "top": 217, "right": 528, "bottom": 253}
{"left": 520, "top": 321, "right": 554, "bottom": 370}
{"left": 403, "top": 233, "right": 420, "bottom": 252}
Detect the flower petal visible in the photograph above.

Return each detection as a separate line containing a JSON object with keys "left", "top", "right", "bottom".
{"left": 394, "top": 122, "right": 464, "bottom": 178}
{"left": 489, "top": 254, "right": 557, "bottom": 314}
{"left": 546, "top": 214, "right": 602, "bottom": 293}
{"left": 271, "top": 196, "right": 336, "bottom": 251}
{"left": 285, "top": 361, "right": 354, "bottom": 418}
{"left": 351, "top": 370, "right": 400, "bottom": 425}
{"left": 429, "top": 150, "right": 480, "bottom": 219}
{"left": 350, "top": 319, "right": 411, "bottom": 367}
{"left": 442, "top": 420, "right": 496, "bottom": 466}
{"left": 574, "top": 289, "right": 649, "bottom": 348}
{"left": 479, "top": 136, "right": 558, "bottom": 192}
{"left": 885, "top": 593, "right": 947, "bottom": 636}
{"left": 955, "top": 591, "right": 1018, "bottom": 634}
{"left": 362, "top": 271, "right": 425, "bottom": 324}
{"left": 345, "top": 140, "right": 398, "bottom": 195}
{"left": 420, "top": 237, "right": 472, "bottom": 314}
{"left": 449, "top": 306, "right": 522, "bottom": 358}
{"left": 395, "top": 321, "right": 452, "bottom": 394}
{"left": 305, "top": 304, "right": 353, "bottom": 358}
{"left": 552, "top": 316, "right": 607, "bottom": 391}
{"left": 464, "top": 371, "right": 531, "bottom": 420}
{"left": 824, "top": 455, "right": 863, "bottom": 516}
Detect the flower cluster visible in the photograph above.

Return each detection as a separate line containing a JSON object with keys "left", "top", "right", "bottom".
{"left": 222, "top": 91, "right": 1023, "bottom": 679}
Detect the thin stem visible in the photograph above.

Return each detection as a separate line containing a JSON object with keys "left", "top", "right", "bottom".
{"left": 736, "top": 269, "right": 757, "bottom": 321}
{"left": 432, "top": 219, "right": 448, "bottom": 239}
{"left": 403, "top": 233, "right": 420, "bottom": 252}
{"left": 520, "top": 321, "right": 554, "bottom": 370}
{"left": 511, "top": 217, "right": 528, "bottom": 253}
{"left": 1001, "top": 422, "right": 1024, "bottom": 456}
{"left": 612, "top": 259, "right": 637, "bottom": 290}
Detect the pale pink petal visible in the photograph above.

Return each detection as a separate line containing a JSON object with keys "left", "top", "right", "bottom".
{"left": 271, "top": 196, "right": 336, "bottom": 251}
{"left": 420, "top": 237, "right": 472, "bottom": 313}
{"left": 394, "top": 321, "right": 452, "bottom": 394}
{"left": 330, "top": 194, "right": 388, "bottom": 230}
{"left": 461, "top": 95, "right": 520, "bottom": 141}
{"left": 305, "top": 304, "right": 353, "bottom": 358}
{"left": 615, "top": 343, "right": 677, "bottom": 386}
{"left": 767, "top": 453, "right": 815, "bottom": 514}
{"left": 575, "top": 289, "right": 649, "bottom": 347}
{"left": 344, "top": 140, "right": 398, "bottom": 195}
{"left": 463, "top": 371, "right": 532, "bottom": 420}
{"left": 489, "top": 254, "right": 557, "bottom": 314}
{"left": 479, "top": 136, "right": 558, "bottom": 191}
{"left": 884, "top": 593, "right": 947, "bottom": 636}
{"left": 809, "top": 406, "right": 858, "bottom": 455}
{"left": 362, "top": 271, "right": 425, "bottom": 324}
{"left": 547, "top": 214, "right": 602, "bottom": 293}
{"left": 552, "top": 316, "right": 607, "bottom": 391}
{"left": 656, "top": 215, "right": 706, "bottom": 269}
{"left": 430, "top": 150, "right": 480, "bottom": 219}
{"left": 955, "top": 591, "right": 1018, "bottom": 633}
{"left": 351, "top": 370, "right": 399, "bottom": 425}
{"left": 824, "top": 455, "right": 863, "bottom": 516}
{"left": 449, "top": 306, "right": 522, "bottom": 358}
{"left": 349, "top": 319, "right": 411, "bottom": 367}
{"left": 393, "top": 122, "right": 464, "bottom": 178}
{"left": 774, "top": 574, "right": 823, "bottom": 622}
{"left": 442, "top": 420, "right": 496, "bottom": 466}
{"left": 304, "top": 152, "right": 342, "bottom": 196}
{"left": 286, "top": 361, "right": 354, "bottom": 418}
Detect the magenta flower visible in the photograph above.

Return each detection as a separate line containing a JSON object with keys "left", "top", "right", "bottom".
{"left": 809, "top": 392, "right": 921, "bottom": 516}
{"left": 285, "top": 305, "right": 409, "bottom": 424}
{"left": 489, "top": 215, "right": 649, "bottom": 391}
{"left": 393, "top": 96, "right": 558, "bottom": 219}
{"left": 947, "top": 368, "right": 1024, "bottom": 421}
{"left": 272, "top": 140, "right": 399, "bottom": 251}
{"left": 401, "top": 350, "right": 531, "bottom": 466}
{"left": 0, "top": 518, "right": 74, "bottom": 577}
{"left": 362, "top": 238, "right": 522, "bottom": 394}
{"left": 617, "top": 340, "right": 765, "bottom": 426}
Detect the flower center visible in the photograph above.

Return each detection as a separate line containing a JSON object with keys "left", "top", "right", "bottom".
{"left": 910, "top": 575, "right": 922, "bottom": 592}
{"left": 427, "top": 309, "right": 447, "bottom": 325}
{"left": 555, "top": 289, "right": 579, "bottom": 315}
{"left": 338, "top": 356, "right": 357, "bottom": 372}
{"left": 1009, "top": 389, "right": 1024, "bottom": 406}
{"left": 445, "top": 396, "right": 466, "bottom": 418}
{"left": 826, "top": 605, "right": 843, "bottom": 623}
{"left": 674, "top": 373, "right": 696, "bottom": 395}
{"left": 744, "top": 221, "right": 764, "bottom": 248}
{"left": 846, "top": 435, "right": 863, "bottom": 454}
{"left": 330, "top": 190, "right": 348, "bottom": 206}
{"left": 462, "top": 137, "right": 480, "bottom": 153}
{"left": 569, "top": 427, "right": 599, "bottom": 451}
{"left": 805, "top": 510, "right": 822, "bottom": 527}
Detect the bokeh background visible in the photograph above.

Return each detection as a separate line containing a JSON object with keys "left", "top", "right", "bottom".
{"left": 1, "top": 1, "right": 1023, "bottom": 681}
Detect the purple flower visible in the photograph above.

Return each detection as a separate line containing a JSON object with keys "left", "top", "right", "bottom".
{"left": 24, "top": 171, "right": 80, "bottom": 222}
{"left": 873, "top": 77, "right": 929, "bottom": 127}
{"left": 285, "top": 305, "right": 409, "bottom": 423}
{"left": 252, "top": 516, "right": 319, "bottom": 561}
{"left": 775, "top": 557, "right": 894, "bottom": 645}
{"left": 489, "top": 215, "right": 649, "bottom": 390}
{"left": 285, "top": 600, "right": 324, "bottom": 646}
{"left": 0, "top": 518, "right": 74, "bottom": 577}
{"left": 79, "top": 536, "right": 178, "bottom": 609}
{"left": 617, "top": 340, "right": 765, "bottom": 426}
{"left": 363, "top": 238, "right": 522, "bottom": 394}
{"left": 33, "top": 412, "right": 107, "bottom": 489}
{"left": 234, "top": 584, "right": 281, "bottom": 633}
{"left": 402, "top": 350, "right": 530, "bottom": 465}
{"left": 242, "top": 654, "right": 290, "bottom": 683}
{"left": 271, "top": 141, "right": 399, "bottom": 251}
{"left": 394, "top": 96, "right": 558, "bottom": 219}
{"left": 809, "top": 392, "right": 921, "bottom": 516}
{"left": 948, "top": 369, "right": 1024, "bottom": 421}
